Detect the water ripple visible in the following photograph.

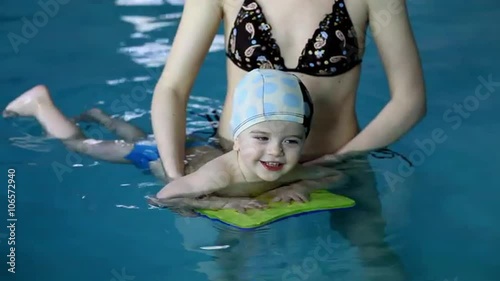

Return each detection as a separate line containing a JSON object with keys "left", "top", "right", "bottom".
{"left": 9, "top": 133, "right": 52, "bottom": 153}
{"left": 115, "top": 204, "right": 140, "bottom": 209}
{"left": 118, "top": 9, "right": 224, "bottom": 68}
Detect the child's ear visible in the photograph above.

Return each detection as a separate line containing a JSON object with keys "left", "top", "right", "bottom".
{"left": 233, "top": 137, "right": 240, "bottom": 151}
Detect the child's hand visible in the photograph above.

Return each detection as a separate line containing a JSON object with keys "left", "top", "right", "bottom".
{"left": 223, "top": 198, "right": 267, "bottom": 213}
{"left": 266, "top": 184, "right": 311, "bottom": 203}
{"left": 170, "top": 207, "right": 199, "bottom": 217}
{"left": 147, "top": 196, "right": 199, "bottom": 217}
{"left": 266, "top": 171, "right": 349, "bottom": 204}
{"left": 147, "top": 196, "right": 182, "bottom": 208}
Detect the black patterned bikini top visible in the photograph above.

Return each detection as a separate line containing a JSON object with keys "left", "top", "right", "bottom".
{"left": 226, "top": 0, "right": 362, "bottom": 77}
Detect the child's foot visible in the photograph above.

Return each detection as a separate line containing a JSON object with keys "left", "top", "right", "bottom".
{"left": 2, "top": 85, "right": 50, "bottom": 118}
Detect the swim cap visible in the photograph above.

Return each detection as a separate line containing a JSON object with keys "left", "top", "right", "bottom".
{"left": 230, "top": 69, "right": 314, "bottom": 139}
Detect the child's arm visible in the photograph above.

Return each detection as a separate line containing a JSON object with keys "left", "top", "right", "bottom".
{"left": 149, "top": 196, "right": 266, "bottom": 213}
{"left": 149, "top": 196, "right": 227, "bottom": 209}
{"left": 155, "top": 157, "right": 231, "bottom": 199}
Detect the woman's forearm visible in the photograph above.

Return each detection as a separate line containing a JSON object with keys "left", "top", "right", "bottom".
{"left": 337, "top": 96, "right": 426, "bottom": 155}
{"left": 151, "top": 85, "right": 188, "bottom": 179}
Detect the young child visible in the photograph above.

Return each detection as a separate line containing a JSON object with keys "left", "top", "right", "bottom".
{"left": 2, "top": 86, "right": 224, "bottom": 182}
{"left": 2, "top": 69, "right": 344, "bottom": 212}
{"left": 148, "top": 69, "right": 346, "bottom": 212}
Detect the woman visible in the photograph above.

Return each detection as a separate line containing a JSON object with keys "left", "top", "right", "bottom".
{"left": 151, "top": 0, "right": 425, "bottom": 280}
{"left": 151, "top": 0, "right": 425, "bottom": 180}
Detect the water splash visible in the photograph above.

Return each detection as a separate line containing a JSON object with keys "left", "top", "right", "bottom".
{"left": 9, "top": 133, "right": 52, "bottom": 153}
{"left": 115, "top": 205, "right": 140, "bottom": 209}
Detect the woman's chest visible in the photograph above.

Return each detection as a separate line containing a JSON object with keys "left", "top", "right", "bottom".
{"left": 223, "top": 0, "right": 368, "bottom": 68}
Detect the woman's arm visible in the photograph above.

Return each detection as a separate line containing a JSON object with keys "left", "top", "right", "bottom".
{"left": 280, "top": 164, "right": 344, "bottom": 183}
{"left": 151, "top": 0, "right": 223, "bottom": 180}
{"left": 337, "top": 0, "right": 426, "bottom": 156}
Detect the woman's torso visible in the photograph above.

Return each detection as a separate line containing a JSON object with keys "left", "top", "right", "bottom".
{"left": 216, "top": 0, "right": 370, "bottom": 162}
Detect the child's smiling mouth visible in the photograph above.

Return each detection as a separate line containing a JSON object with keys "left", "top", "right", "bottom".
{"left": 260, "top": 161, "right": 284, "bottom": 171}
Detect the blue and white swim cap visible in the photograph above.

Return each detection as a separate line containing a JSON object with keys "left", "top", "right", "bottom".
{"left": 230, "top": 69, "right": 314, "bottom": 139}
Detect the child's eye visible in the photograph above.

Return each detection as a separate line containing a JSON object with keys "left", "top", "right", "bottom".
{"left": 254, "top": 136, "right": 268, "bottom": 141}
{"left": 284, "top": 139, "right": 300, "bottom": 145}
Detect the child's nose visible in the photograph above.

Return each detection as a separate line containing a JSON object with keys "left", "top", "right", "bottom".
{"left": 267, "top": 142, "right": 283, "bottom": 156}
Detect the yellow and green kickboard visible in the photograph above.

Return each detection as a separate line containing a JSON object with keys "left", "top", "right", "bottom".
{"left": 196, "top": 190, "right": 355, "bottom": 229}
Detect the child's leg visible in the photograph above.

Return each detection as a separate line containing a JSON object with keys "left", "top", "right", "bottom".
{"left": 149, "top": 159, "right": 167, "bottom": 182}
{"left": 75, "top": 108, "right": 147, "bottom": 142}
{"left": 3, "top": 85, "right": 134, "bottom": 163}
{"left": 3, "top": 85, "right": 85, "bottom": 139}
{"left": 63, "top": 139, "right": 134, "bottom": 163}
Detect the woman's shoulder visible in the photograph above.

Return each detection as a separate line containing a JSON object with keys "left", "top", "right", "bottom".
{"left": 364, "top": 0, "right": 408, "bottom": 16}
{"left": 180, "top": 0, "right": 225, "bottom": 20}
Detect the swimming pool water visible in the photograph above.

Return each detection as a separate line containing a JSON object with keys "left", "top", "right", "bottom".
{"left": 1, "top": 1, "right": 499, "bottom": 281}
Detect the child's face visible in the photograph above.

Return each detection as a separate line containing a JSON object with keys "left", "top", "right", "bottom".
{"left": 234, "top": 121, "right": 305, "bottom": 182}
